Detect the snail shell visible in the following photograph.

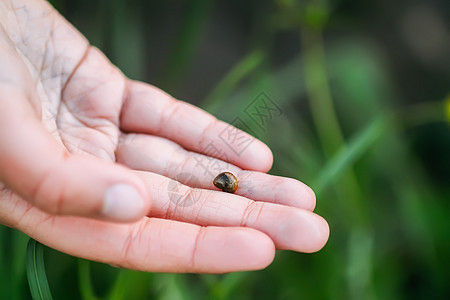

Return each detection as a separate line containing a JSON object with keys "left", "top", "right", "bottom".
{"left": 213, "top": 172, "right": 238, "bottom": 193}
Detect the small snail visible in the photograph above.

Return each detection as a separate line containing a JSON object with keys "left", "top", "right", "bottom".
{"left": 213, "top": 172, "right": 238, "bottom": 193}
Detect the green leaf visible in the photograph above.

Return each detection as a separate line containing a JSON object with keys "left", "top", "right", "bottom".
{"left": 26, "top": 239, "right": 54, "bottom": 300}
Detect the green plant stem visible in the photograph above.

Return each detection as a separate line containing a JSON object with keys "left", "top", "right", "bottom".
{"left": 401, "top": 100, "right": 449, "bottom": 126}
{"left": 162, "top": 0, "right": 215, "bottom": 88}
{"left": 301, "top": 31, "right": 344, "bottom": 155}
{"left": 301, "top": 26, "right": 374, "bottom": 300}
{"left": 77, "top": 259, "right": 98, "bottom": 300}
{"left": 0, "top": 228, "right": 8, "bottom": 300}
{"left": 312, "top": 98, "right": 447, "bottom": 197}
{"left": 110, "top": 0, "right": 145, "bottom": 80}
{"left": 300, "top": 28, "right": 367, "bottom": 225}
{"left": 12, "top": 231, "right": 28, "bottom": 300}
{"left": 107, "top": 269, "right": 131, "bottom": 300}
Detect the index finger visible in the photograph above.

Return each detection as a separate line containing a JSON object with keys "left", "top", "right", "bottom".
{"left": 119, "top": 81, "right": 273, "bottom": 172}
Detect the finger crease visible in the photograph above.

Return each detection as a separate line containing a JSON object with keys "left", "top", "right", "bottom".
{"left": 157, "top": 99, "right": 182, "bottom": 136}
{"left": 60, "top": 43, "right": 90, "bottom": 98}
{"left": 197, "top": 118, "right": 217, "bottom": 151}
{"left": 240, "top": 200, "right": 259, "bottom": 227}
{"left": 193, "top": 191, "right": 210, "bottom": 224}
{"left": 190, "top": 226, "right": 207, "bottom": 269}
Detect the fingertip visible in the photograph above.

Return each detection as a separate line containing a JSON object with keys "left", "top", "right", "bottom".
{"left": 240, "top": 140, "right": 273, "bottom": 172}
{"left": 275, "top": 177, "right": 316, "bottom": 211}
{"left": 302, "top": 214, "right": 330, "bottom": 253}
{"left": 273, "top": 209, "right": 329, "bottom": 253}
{"left": 305, "top": 185, "right": 317, "bottom": 211}
{"left": 196, "top": 227, "right": 275, "bottom": 273}
{"left": 259, "top": 142, "right": 274, "bottom": 172}
{"left": 234, "top": 228, "right": 275, "bottom": 270}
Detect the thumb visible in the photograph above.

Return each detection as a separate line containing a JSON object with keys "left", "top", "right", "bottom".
{"left": 0, "top": 88, "right": 150, "bottom": 222}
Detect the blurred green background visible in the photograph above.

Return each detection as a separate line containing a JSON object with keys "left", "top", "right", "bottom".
{"left": 1, "top": 0, "right": 449, "bottom": 299}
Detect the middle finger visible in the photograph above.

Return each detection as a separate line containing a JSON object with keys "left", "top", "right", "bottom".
{"left": 117, "top": 134, "right": 316, "bottom": 211}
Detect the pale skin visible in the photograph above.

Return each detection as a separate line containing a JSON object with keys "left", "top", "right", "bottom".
{"left": 0, "top": 0, "right": 329, "bottom": 273}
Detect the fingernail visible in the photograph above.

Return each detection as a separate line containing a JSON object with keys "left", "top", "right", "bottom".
{"left": 103, "top": 184, "right": 145, "bottom": 221}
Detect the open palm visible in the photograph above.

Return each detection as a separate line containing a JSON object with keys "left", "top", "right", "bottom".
{"left": 0, "top": 0, "right": 328, "bottom": 273}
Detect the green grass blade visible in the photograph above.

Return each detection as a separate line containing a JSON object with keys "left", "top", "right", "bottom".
{"left": 201, "top": 50, "right": 265, "bottom": 112}
{"left": 0, "top": 227, "right": 10, "bottom": 300}
{"left": 26, "top": 239, "right": 54, "bottom": 300}
{"left": 107, "top": 268, "right": 129, "bottom": 300}
{"left": 77, "top": 259, "right": 98, "bottom": 300}
{"left": 313, "top": 115, "right": 387, "bottom": 194}
{"left": 162, "top": 0, "right": 215, "bottom": 87}
{"left": 12, "top": 231, "right": 29, "bottom": 300}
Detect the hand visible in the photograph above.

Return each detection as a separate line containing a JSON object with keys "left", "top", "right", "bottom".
{"left": 0, "top": 0, "right": 328, "bottom": 273}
